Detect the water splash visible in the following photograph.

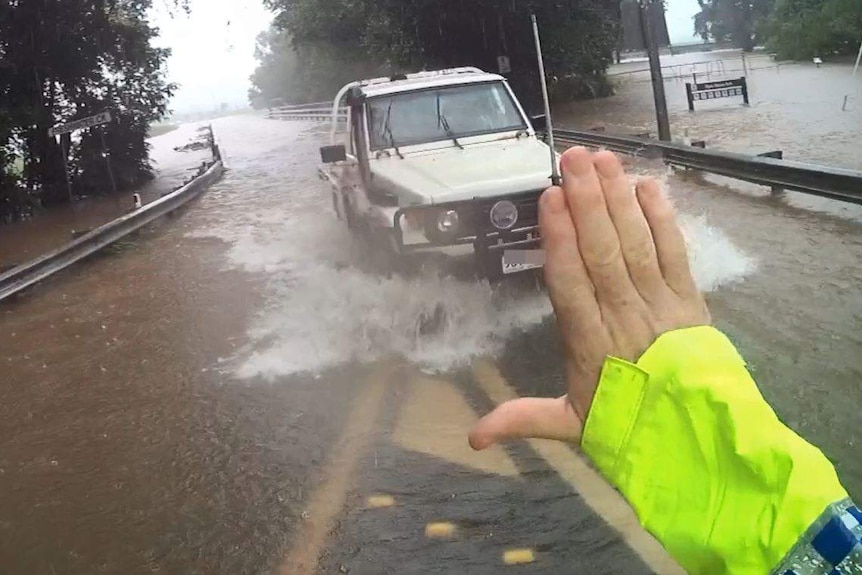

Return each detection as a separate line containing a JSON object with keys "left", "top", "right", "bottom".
{"left": 682, "top": 214, "right": 757, "bottom": 292}
{"left": 189, "top": 120, "right": 756, "bottom": 378}
{"left": 234, "top": 265, "right": 551, "bottom": 379}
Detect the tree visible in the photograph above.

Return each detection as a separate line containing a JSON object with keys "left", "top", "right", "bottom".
{"left": 252, "top": 0, "right": 624, "bottom": 109}
{"left": 0, "top": 0, "right": 184, "bottom": 222}
{"left": 693, "top": 0, "right": 775, "bottom": 51}
{"left": 249, "top": 25, "right": 380, "bottom": 107}
{"left": 768, "top": 0, "right": 862, "bottom": 59}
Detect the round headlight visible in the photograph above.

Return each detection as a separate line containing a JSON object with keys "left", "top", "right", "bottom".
{"left": 490, "top": 200, "right": 518, "bottom": 230}
{"left": 437, "top": 209, "right": 460, "bottom": 233}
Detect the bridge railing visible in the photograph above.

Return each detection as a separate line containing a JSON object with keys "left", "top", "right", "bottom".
{"left": 267, "top": 102, "right": 348, "bottom": 123}
{"left": 260, "top": 105, "right": 862, "bottom": 207}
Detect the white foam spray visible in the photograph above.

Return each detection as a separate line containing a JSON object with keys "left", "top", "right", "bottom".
{"left": 189, "top": 120, "right": 756, "bottom": 379}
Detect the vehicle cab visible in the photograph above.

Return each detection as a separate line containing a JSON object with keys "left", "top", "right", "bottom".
{"left": 319, "top": 67, "right": 556, "bottom": 280}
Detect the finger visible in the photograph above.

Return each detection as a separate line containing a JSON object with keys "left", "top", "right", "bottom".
{"left": 539, "top": 186, "right": 601, "bottom": 330}
{"left": 559, "top": 147, "right": 639, "bottom": 303}
{"left": 468, "top": 396, "right": 582, "bottom": 451}
{"left": 636, "top": 178, "right": 698, "bottom": 296}
{"left": 593, "top": 151, "right": 666, "bottom": 301}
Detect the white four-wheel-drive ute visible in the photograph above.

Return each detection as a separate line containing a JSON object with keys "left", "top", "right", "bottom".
{"left": 318, "top": 67, "right": 558, "bottom": 280}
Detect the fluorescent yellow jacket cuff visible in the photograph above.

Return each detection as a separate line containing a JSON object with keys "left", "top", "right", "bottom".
{"left": 581, "top": 326, "right": 848, "bottom": 575}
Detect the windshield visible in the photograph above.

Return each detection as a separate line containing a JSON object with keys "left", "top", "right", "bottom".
{"left": 366, "top": 82, "right": 527, "bottom": 151}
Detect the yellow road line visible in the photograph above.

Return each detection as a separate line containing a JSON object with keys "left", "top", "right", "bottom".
{"left": 502, "top": 548, "right": 535, "bottom": 565}
{"left": 277, "top": 363, "right": 393, "bottom": 575}
{"left": 366, "top": 494, "right": 396, "bottom": 509}
{"left": 425, "top": 522, "right": 456, "bottom": 539}
{"left": 471, "top": 359, "right": 685, "bottom": 575}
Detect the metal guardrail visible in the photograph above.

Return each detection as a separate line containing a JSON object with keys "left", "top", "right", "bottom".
{"left": 553, "top": 129, "right": 862, "bottom": 206}
{"left": 0, "top": 160, "right": 225, "bottom": 303}
{"left": 267, "top": 102, "right": 347, "bottom": 123}
{"left": 262, "top": 102, "right": 862, "bottom": 206}
{"left": 272, "top": 101, "right": 331, "bottom": 110}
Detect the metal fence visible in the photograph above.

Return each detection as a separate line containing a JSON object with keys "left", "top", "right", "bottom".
{"left": 266, "top": 102, "right": 348, "bottom": 123}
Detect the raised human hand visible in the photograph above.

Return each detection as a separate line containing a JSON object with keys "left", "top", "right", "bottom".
{"left": 469, "top": 147, "right": 711, "bottom": 449}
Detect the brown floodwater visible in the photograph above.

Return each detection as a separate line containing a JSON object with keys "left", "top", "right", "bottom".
{"left": 0, "top": 125, "right": 213, "bottom": 268}
{"left": 0, "top": 55, "right": 860, "bottom": 574}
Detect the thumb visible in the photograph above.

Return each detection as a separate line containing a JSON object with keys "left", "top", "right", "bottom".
{"left": 468, "top": 396, "right": 583, "bottom": 451}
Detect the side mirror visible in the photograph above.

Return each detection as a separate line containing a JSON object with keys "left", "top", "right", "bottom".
{"left": 530, "top": 114, "right": 547, "bottom": 133}
{"left": 320, "top": 144, "right": 347, "bottom": 164}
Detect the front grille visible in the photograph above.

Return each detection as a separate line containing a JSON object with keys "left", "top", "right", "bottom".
{"left": 472, "top": 191, "right": 543, "bottom": 234}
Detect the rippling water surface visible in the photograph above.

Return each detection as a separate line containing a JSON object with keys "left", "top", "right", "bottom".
{"left": 0, "top": 57, "right": 860, "bottom": 573}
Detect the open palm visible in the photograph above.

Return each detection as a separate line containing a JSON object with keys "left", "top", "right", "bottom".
{"left": 470, "top": 147, "right": 711, "bottom": 450}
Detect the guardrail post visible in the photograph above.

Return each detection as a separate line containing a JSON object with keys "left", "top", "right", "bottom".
{"left": 757, "top": 150, "right": 784, "bottom": 194}
{"left": 680, "top": 140, "right": 706, "bottom": 173}
{"left": 686, "top": 83, "right": 695, "bottom": 112}
{"left": 741, "top": 77, "right": 751, "bottom": 106}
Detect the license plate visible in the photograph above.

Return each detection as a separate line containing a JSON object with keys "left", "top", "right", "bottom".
{"left": 502, "top": 250, "right": 545, "bottom": 275}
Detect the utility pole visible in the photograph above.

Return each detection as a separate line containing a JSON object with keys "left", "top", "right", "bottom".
{"left": 638, "top": 0, "right": 671, "bottom": 141}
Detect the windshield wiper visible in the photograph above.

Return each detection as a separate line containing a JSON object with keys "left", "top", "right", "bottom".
{"left": 436, "top": 93, "right": 463, "bottom": 150}
{"left": 382, "top": 97, "right": 404, "bottom": 159}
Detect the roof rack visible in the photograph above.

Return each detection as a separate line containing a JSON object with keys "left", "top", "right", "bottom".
{"left": 358, "top": 67, "right": 485, "bottom": 87}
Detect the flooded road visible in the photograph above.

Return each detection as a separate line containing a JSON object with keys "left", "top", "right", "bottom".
{"left": 560, "top": 51, "right": 862, "bottom": 171}
{"left": 0, "top": 125, "right": 212, "bottom": 269}
{"left": 0, "top": 62, "right": 861, "bottom": 574}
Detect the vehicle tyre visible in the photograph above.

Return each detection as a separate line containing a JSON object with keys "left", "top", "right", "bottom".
{"left": 331, "top": 192, "right": 340, "bottom": 220}
{"left": 343, "top": 196, "right": 359, "bottom": 232}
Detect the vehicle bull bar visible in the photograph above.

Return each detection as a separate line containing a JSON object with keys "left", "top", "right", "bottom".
{"left": 393, "top": 194, "right": 543, "bottom": 280}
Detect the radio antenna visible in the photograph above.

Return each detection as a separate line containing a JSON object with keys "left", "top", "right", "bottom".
{"left": 531, "top": 14, "right": 561, "bottom": 186}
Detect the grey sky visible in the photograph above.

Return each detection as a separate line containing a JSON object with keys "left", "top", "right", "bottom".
{"left": 666, "top": 0, "right": 701, "bottom": 44}
{"left": 151, "top": 0, "right": 273, "bottom": 114}
{"left": 152, "top": 0, "right": 700, "bottom": 114}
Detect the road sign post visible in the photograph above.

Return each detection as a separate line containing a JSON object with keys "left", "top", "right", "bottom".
{"left": 57, "top": 134, "right": 74, "bottom": 203}
{"left": 99, "top": 126, "right": 118, "bottom": 196}
{"left": 47, "top": 111, "right": 114, "bottom": 202}
{"left": 497, "top": 55, "right": 511, "bottom": 75}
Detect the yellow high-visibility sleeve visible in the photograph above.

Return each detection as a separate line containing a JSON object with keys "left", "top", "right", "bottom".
{"left": 581, "top": 326, "right": 848, "bottom": 575}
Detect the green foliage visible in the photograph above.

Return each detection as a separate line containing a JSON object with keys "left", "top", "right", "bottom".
{"left": 0, "top": 0, "right": 182, "bottom": 223}
{"left": 249, "top": 27, "right": 380, "bottom": 106}
{"left": 767, "top": 0, "right": 862, "bottom": 59}
{"left": 693, "top": 0, "right": 775, "bottom": 51}
{"left": 252, "top": 0, "right": 623, "bottom": 108}
{"left": 694, "top": 0, "right": 861, "bottom": 59}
